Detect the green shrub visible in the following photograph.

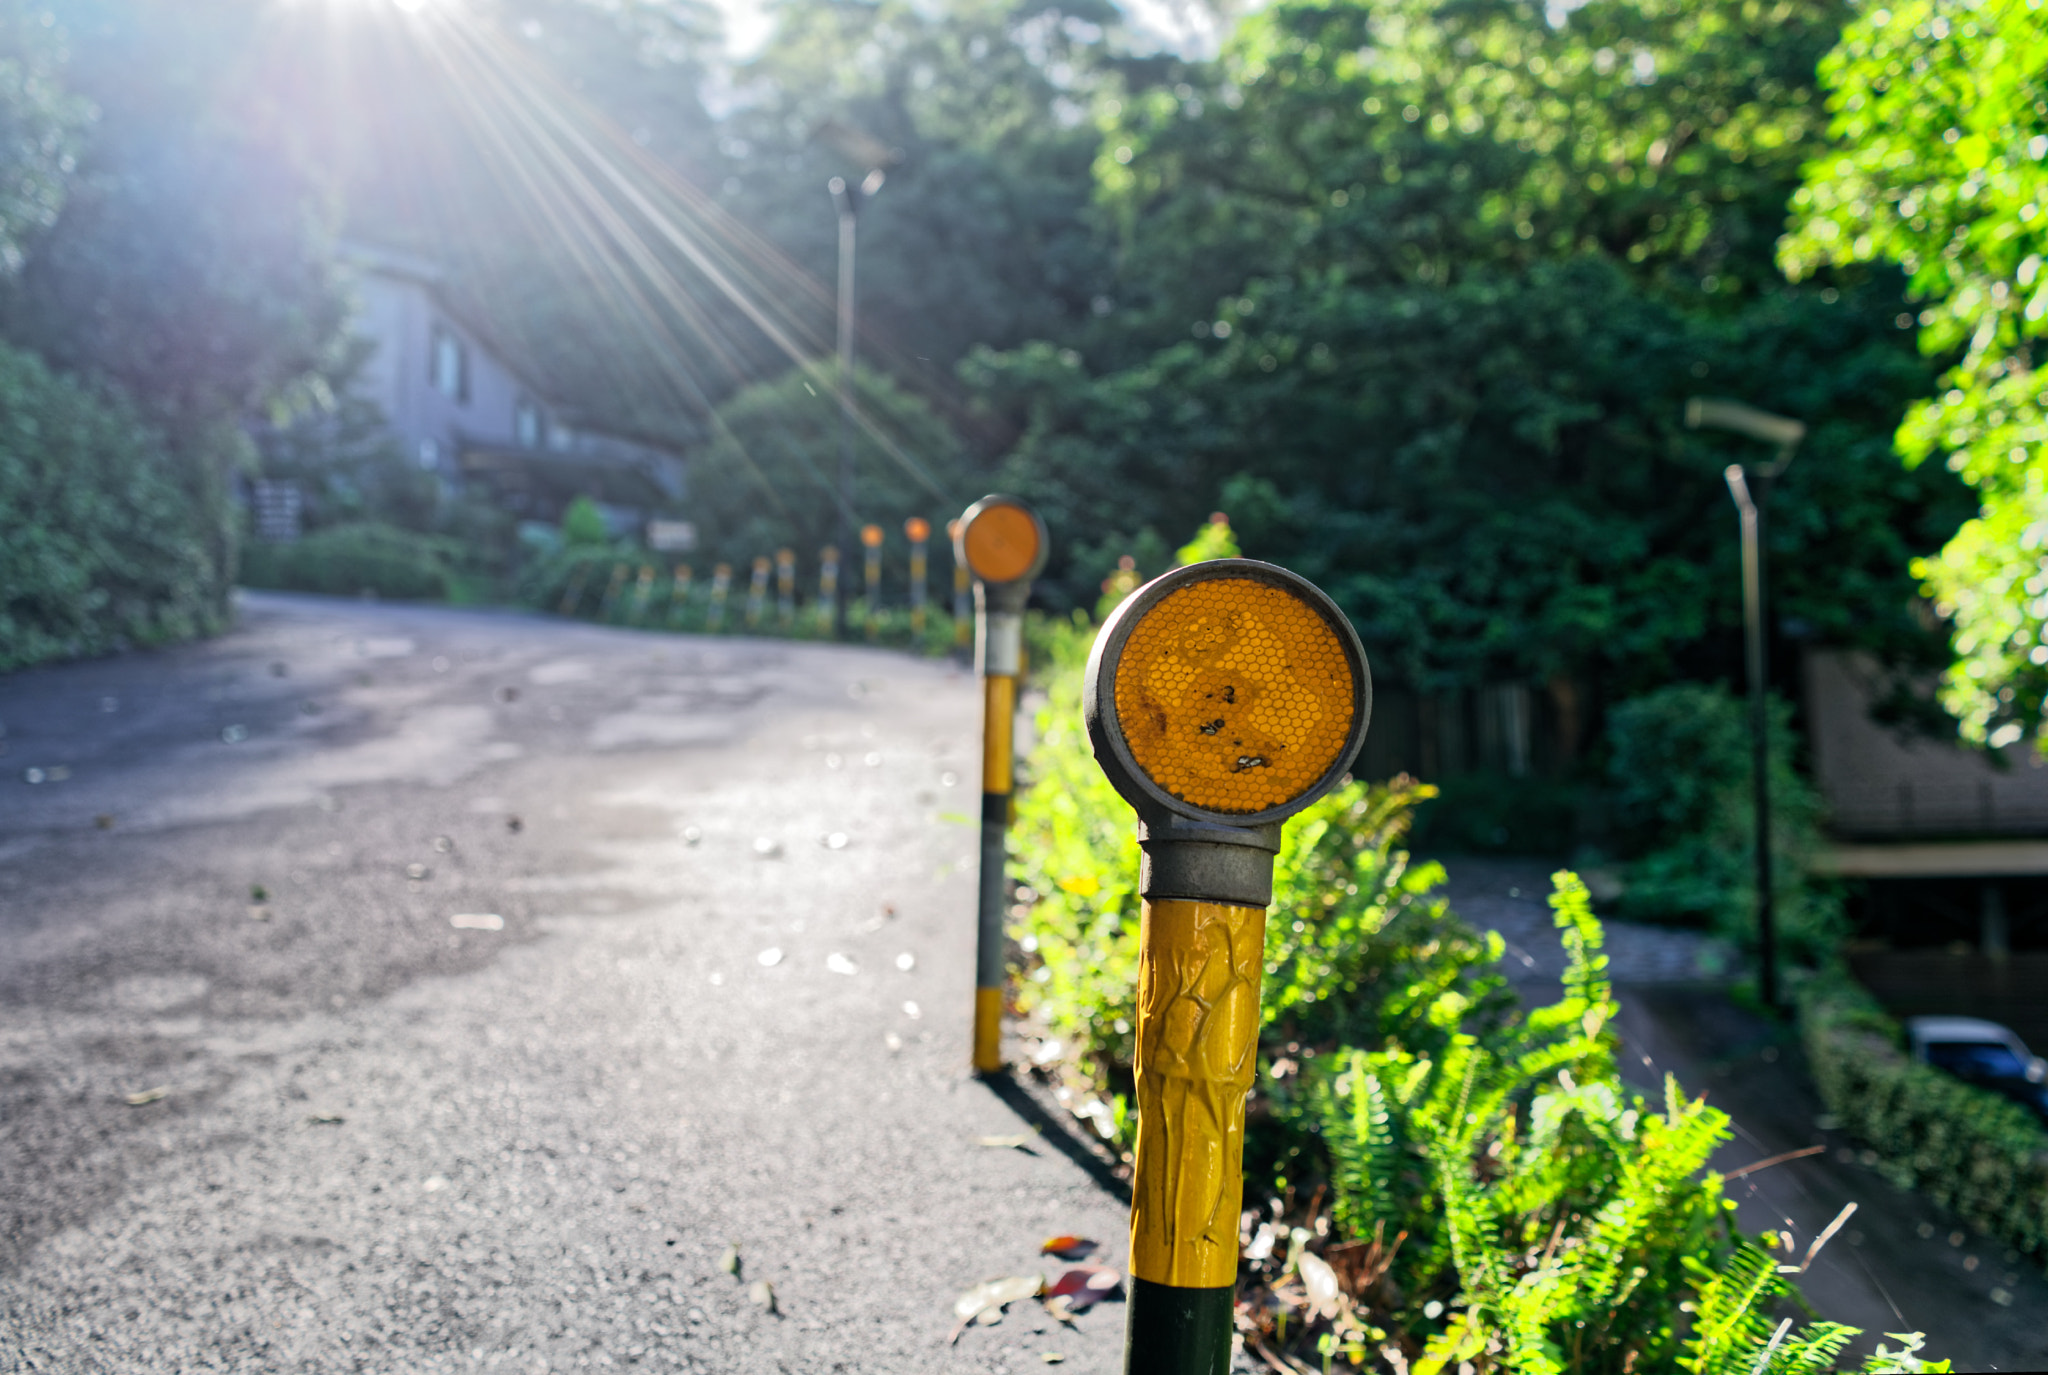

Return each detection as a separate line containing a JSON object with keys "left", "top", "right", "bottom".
{"left": 239, "top": 521, "right": 455, "bottom": 601}
{"left": 1605, "top": 683, "right": 1843, "bottom": 966}
{"left": 1800, "top": 976, "right": 2048, "bottom": 1265}
{"left": 0, "top": 341, "right": 222, "bottom": 671}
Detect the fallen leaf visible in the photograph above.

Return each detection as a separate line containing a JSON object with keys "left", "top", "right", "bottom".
{"left": 125, "top": 1087, "right": 169, "bottom": 1107}
{"left": 1043, "top": 1355, "right": 1066, "bottom": 1365}
{"left": 950, "top": 1275, "right": 1044, "bottom": 1341}
{"left": 450, "top": 913, "right": 504, "bottom": 931}
{"left": 719, "top": 1245, "right": 742, "bottom": 1277}
{"left": 748, "top": 1279, "right": 777, "bottom": 1314}
{"left": 1046, "top": 1266, "right": 1122, "bottom": 1313}
{"left": 978, "top": 1131, "right": 1038, "bottom": 1150}
{"left": 1040, "top": 1236, "right": 1099, "bottom": 1261}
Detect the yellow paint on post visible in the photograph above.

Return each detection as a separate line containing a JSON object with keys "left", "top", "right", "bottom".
{"left": 973, "top": 986, "right": 1005, "bottom": 1075}
{"left": 981, "top": 673, "right": 1017, "bottom": 796}
{"left": 1129, "top": 898, "right": 1267, "bottom": 1289}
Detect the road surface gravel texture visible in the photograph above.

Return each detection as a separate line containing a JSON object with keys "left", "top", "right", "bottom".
{"left": 0, "top": 594, "right": 1127, "bottom": 1373}
{"left": 2, "top": 595, "right": 2044, "bottom": 1372}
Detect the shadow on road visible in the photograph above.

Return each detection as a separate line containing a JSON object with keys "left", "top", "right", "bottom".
{"left": 980, "top": 1071, "right": 1133, "bottom": 1206}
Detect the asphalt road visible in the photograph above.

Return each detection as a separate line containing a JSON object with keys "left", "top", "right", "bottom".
{"left": 4, "top": 595, "right": 2043, "bottom": 1373}
{"left": 0, "top": 593, "right": 1128, "bottom": 1373}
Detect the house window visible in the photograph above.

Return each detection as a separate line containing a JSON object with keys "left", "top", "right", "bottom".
{"left": 430, "top": 325, "right": 468, "bottom": 403}
{"left": 515, "top": 397, "right": 543, "bottom": 449}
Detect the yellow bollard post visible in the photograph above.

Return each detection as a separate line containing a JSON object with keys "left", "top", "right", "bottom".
{"left": 1082, "top": 561, "right": 1371, "bottom": 1375}
{"left": 745, "top": 557, "right": 771, "bottom": 628}
{"left": 630, "top": 564, "right": 656, "bottom": 625}
{"left": 817, "top": 547, "right": 840, "bottom": 634}
{"left": 598, "top": 562, "right": 629, "bottom": 622}
{"left": 706, "top": 562, "right": 732, "bottom": 631}
{"left": 954, "top": 496, "right": 1050, "bottom": 1075}
{"left": 861, "top": 523, "right": 885, "bottom": 639}
{"left": 776, "top": 548, "right": 797, "bottom": 628}
{"left": 666, "top": 564, "right": 694, "bottom": 630}
{"left": 558, "top": 561, "right": 592, "bottom": 618}
{"left": 905, "top": 517, "right": 931, "bottom": 637}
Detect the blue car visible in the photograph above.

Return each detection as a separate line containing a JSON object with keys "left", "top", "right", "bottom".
{"left": 1907, "top": 1016, "right": 2048, "bottom": 1124}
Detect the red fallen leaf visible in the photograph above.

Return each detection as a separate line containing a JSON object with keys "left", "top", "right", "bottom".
{"left": 1046, "top": 1266, "right": 1123, "bottom": 1312}
{"left": 1040, "top": 1235, "right": 1100, "bottom": 1261}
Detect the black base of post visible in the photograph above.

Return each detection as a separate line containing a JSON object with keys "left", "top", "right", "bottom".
{"left": 1124, "top": 1278, "right": 1234, "bottom": 1375}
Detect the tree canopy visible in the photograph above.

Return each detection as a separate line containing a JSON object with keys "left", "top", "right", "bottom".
{"left": 1784, "top": 0, "right": 2048, "bottom": 749}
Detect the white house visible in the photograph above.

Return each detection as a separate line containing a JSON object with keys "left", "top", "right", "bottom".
{"left": 339, "top": 240, "right": 688, "bottom": 534}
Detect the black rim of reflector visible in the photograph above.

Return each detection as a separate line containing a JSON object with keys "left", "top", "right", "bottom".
{"left": 1083, "top": 558, "right": 1372, "bottom": 828}
{"left": 954, "top": 493, "right": 1050, "bottom": 586}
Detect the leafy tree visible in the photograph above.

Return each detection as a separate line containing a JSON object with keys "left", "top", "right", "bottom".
{"left": 3, "top": 0, "right": 350, "bottom": 610}
{"left": 970, "top": 0, "right": 1968, "bottom": 714}
{"left": 689, "top": 361, "right": 978, "bottom": 574}
{"left": 1782, "top": 0, "right": 2048, "bottom": 749}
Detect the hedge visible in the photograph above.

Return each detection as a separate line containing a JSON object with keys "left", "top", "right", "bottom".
{"left": 239, "top": 521, "right": 457, "bottom": 602}
{"left": 0, "top": 341, "right": 222, "bottom": 671}
{"left": 1800, "top": 975, "right": 2048, "bottom": 1263}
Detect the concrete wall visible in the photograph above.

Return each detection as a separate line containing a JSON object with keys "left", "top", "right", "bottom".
{"left": 1807, "top": 649, "right": 2048, "bottom": 839}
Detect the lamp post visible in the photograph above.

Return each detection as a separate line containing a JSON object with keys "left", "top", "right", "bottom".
{"left": 1686, "top": 397, "right": 1806, "bottom": 1010}
{"left": 828, "top": 167, "right": 886, "bottom": 640}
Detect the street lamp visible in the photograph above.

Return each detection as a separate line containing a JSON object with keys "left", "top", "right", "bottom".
{"left": 1686, "top": 397, "right": 1806, "bottom": 1009}
{"left": 827, "top": 166, "right": 886, "bottom": 639}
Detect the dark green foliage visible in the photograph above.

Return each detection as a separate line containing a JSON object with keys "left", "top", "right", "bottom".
{"left": 692, "top": 363, "right": 977, "bottom": 572}
{"left": 239, "top": 522, "right": 457, "bottom": 603}
{"left": 0, "top": 0, "right": 350, "bottom": 638}
{"left": 1801, "top": 976, "right": 2048, "bottom": 1267}
{"left": 1604, "top": 683, "right": 1842, "bottom": 965}
{"left": 0, "top": 340, "right": 218, "bottom": 670}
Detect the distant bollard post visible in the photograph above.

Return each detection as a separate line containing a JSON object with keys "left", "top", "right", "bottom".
{"left": 745, "top": 557, "right": 771, "bottom": 628}
{"left": 558, "top": 561, "right": 592, "bottom": 618}
{"left": 949, "top": 519, "right": 972, "bottom": 660}
{"left": 860, "top": 523, "right": 885, "bottom": 638}
{"left": 1083, "top": 560, "right": 1370, "bottom": 1375}
{"left": 598, "top": 562, "right": 630, "bottom": 622}
{"left": 905, "top": 517, "right": 931, "bottom": 636}
{"left": 667, "top": 564, "right": 694, "bottom": 630}
{"left": 707, "top": 562, "right": 732, "bottom": 631}
{"left": 817, "top": 547, "right": 841, "bottom": 634}
{"left": 955, "top": 495, "right": 1050, "bottom": 1075}
{"left": 630, "top": 564, "right": 656, "bottom": 625}
{"left": 776, "top": 548, "right": 797, "bottom": 628}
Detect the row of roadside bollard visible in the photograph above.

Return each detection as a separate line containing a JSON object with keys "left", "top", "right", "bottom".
{"left": 553, "top": 517, "right": 975, "bottom": 646}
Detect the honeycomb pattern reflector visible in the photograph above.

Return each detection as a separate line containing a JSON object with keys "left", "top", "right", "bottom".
{"left": 960, "top": 504, "right": 1041, "bottom": 583}
{"left": 1113, "top": 578, "right": 1354, "bottom": 815}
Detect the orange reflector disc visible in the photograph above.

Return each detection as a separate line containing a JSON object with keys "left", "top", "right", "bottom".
{"left": 961, "top": 504, "right": 1042, "bottom": 583}
{"left": 1111, "top": 578, "right": 1355, "bottom": 816}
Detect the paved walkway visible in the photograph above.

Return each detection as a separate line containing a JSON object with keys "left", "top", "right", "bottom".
{"left": 0, "top": 594, "right": 1127, "bottom": 1374}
